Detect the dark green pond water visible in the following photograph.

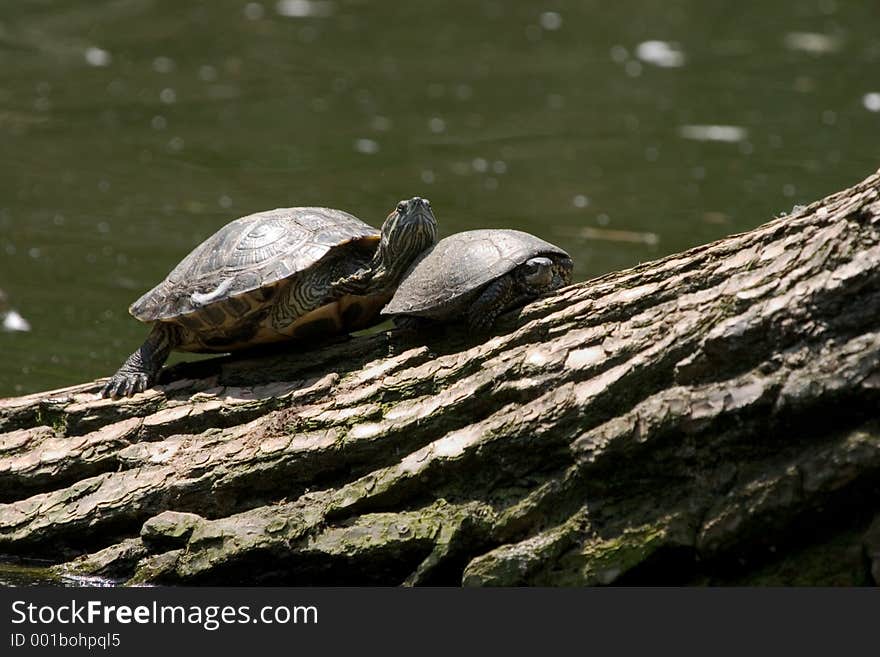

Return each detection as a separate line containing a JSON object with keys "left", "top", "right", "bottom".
{"left": 1, "top": 0, "right": 878, "bottom": 397}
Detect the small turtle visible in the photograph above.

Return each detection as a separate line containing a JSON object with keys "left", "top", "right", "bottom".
{"left": 101, "top": 197, "right": 437, "bottom": 398}
{"left": 382, "top": 229, "right": 573, "bottom": 332}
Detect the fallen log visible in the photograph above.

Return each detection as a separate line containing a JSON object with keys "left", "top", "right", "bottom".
{"left": 2, "top": 169, "right": 880, "bottom": 585}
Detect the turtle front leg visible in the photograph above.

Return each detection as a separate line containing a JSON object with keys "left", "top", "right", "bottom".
{"left": 466, "top": 275, "right": 524, "bottom": 333}
{"left": 331, "top": 265, "right": 376, "bottom": 297}
{"left": 331, "top": 261, "right": 405, "bottom": 298}
{"left": 467, "top": 257, "right": 560, "bottom": 332}
{"left": 100, "top": 322, "right": 179, "bottom": 399}
{"left": 329, "top": 247, "right": 383, "bottom": 297}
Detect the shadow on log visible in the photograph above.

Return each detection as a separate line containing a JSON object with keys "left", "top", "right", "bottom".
{"left": 2, "top": 169, "right": 880, "bottom": 586}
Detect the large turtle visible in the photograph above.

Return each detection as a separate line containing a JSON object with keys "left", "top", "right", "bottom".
{"left": 101, "top": 197, "right": 437, "bottom": 398}
{"left": 382, "top": 229, "right": 572, "bottom": 332}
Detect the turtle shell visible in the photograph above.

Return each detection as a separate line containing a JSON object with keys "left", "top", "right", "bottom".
{"left": 383, "top": 229, "right": 570, "bottom": 316}
{"left": 130, "top": 207, "right": 379, "bottom": 323}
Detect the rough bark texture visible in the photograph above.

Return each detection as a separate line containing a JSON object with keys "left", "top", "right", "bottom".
{"left": 2, "top": 170, "right": 880, "bottom": 586}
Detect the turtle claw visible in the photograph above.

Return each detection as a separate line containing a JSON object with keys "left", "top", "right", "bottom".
{"left": 101, "top": 325, "right": 175, "bottom": 399}
{"left": 100, "top": 371, "right": 152, "bottom": 399}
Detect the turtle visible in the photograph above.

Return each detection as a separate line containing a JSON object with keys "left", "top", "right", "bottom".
{"left": 101, "top": 197, "right": 437, "bottom": 398}
{"left": 382, "top": 229, "right": 572, "bottom": 332}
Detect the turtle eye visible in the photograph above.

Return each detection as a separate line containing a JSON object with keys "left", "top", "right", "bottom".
{"left": 396, "top": 202, "right": 407, "bottom": 213}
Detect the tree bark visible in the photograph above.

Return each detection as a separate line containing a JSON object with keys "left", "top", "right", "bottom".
{"left": 2, "top": 169, "right": 880, "bottom": 586}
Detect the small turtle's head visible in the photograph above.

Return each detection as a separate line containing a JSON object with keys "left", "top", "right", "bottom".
{"left": 516, "top": 255, "right": 573, "bottom": 294}
{"left": 517, "top": 257, "right": 555, "bottom": 293}
{"left": 374, "top": 196, "right": 438, "bottom": 287}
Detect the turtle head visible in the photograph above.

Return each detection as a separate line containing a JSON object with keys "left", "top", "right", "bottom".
{"left": 369, "top": 196, "right": 438, "bottom": 292}
{"left": 380, "top": 197, "right": 437, "bottom": 261}
{"left": 330, "top": 197, "right": 437, "bottom": 298}
{"left": 516, "top": 256, "right": 573, "bottom": 294}
{"left": 516, "top": 257, "right": 554, "bottom": 293}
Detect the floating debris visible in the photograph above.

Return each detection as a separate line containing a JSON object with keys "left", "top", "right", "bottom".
{"left": 783, "top": 32, "right": 840, "bottom": 55}
{"left": 428, "top": 117, "right": 446, "bottom": 134}
{"left": 84, "top": 47, "right": 112, "bottom": 67}
{"left": 702, "top": 211, "right": 730, "bottom": 225}
{"left": 539, "top": 12, "right": 562, "bottom": 31}
{"left": 610, "top": 45, "right": 629, "bottom": 63}
{"left": 863, "top": 92, "right": 880, "bottom": 112}
{"left": 635, "top": 40, "right": 686, "bottom": 68}
{"left": 244, "top": 2, "right": 265, "bottom": 20}
{"left": 679, "top": 124, "right": 748, "bottom": 143}
{"left": 276, "top": 0, "right": 334, "bottom": 18}
{"left": 152, "top": 56, "right": 175, "bottom": 73}
{"left": 2, "top": 310, "right": 30, "bottom": 332}
{"left": 198, "top": 65, "right": 218, "bottom": 82}
{"left": 625, "top": 60, "right": 642, "bottom": 77}
{"left": 354, "top": 138, "right": 379, "bottom": 154}
{"left": 566, "top": 226, "right": 659, "bottom": 246}
{"left": 0, "top": 289, "right": 31, "bottom": 332}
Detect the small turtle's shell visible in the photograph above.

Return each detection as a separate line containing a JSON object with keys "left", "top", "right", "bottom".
{"left": 383, "top": 229, "right": 569, "bottom": 317}
{"left": 131, "top": 207, "right": 378, "bottom": 323}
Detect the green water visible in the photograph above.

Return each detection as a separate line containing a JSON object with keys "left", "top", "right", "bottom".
{"left": 1, "top": 0, "right": 878, "bottom": 397}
